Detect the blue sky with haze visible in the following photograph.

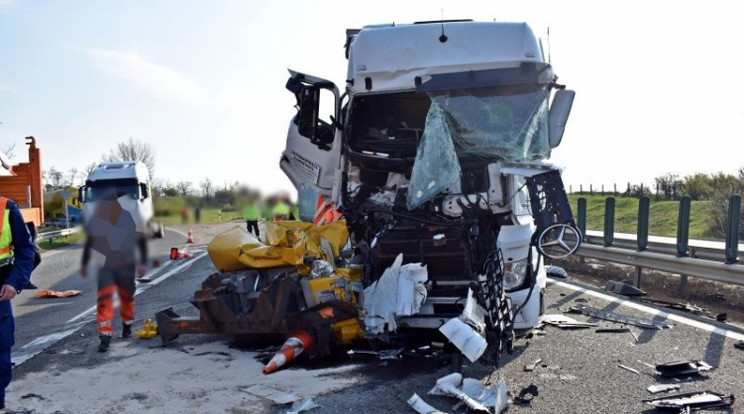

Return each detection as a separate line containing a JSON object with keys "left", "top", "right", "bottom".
{"left": 2, "top": 1, "right": 743, "bottom": 196}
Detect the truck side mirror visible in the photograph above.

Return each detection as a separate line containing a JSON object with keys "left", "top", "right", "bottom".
{"left": 78, "top": 186, "right": 85, "bottom": 203}
{"left": 548, "top": 89, "right": 575, "bottom": 148}
{"left": 140, "top": 183, "right": 149, "bottom": 200}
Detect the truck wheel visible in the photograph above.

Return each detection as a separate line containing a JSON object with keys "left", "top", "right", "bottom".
{"left": 156, "top": 222, "right": 165, "bottom": 239}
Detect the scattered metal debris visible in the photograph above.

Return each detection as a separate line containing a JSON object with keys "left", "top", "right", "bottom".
{"left": 639, "top": 298, "right": 706, "bottom": 315}
{"left": 567, "top": 304, "right": 672, "bottom": 330}
{"left": 604, "top": 280, "right": 646, "bottom": 296}
{"left": 735, "top": 341, "right": 744, "bottom": 350}
{"left": 524, "top": 358, "right": 542, "bottom": 372}
{"left": 647, "top": 384, "right": 681, "bottom": 394}
{"left": 595, "top": 327, "right": 630, "bottom": 333}
{"left": 642, "top": 391, "right": 734, "bottom": 411}
{"left": 618, "top": 364, "right": 639, "bottom": 375}
{"left": 540, "top": 314, "right": 597, "bottom": 329}
{"left": 346, "top": 348, "right": 405, "bottom": 360}
{"left": 545, "top": 265, "right": 567, "bottom": 278}
{"left": 655, "top": 360, "right": 713, "bottom": 377}
{"left": 407, "top": 393, "right": 447, "bottom": 414}
{"left": 428, "top": 373, "right": 508, "bottom": 413}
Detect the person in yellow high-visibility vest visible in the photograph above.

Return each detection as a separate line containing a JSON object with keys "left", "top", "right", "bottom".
{"left": 272, "top": 200, "right": 291, "bottom": 222}
{"left": 0, "top": 196, "right": 34, "bottom": 410}
{"left": 242, "top": 202, "right": 261, "bottom": 237}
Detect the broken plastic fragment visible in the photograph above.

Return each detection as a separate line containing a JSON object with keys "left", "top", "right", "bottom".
{"left": 604, "top": 280, "right": 646, "bottom": 296}
{"left": 647, "top": 384, "right": 681, "bottom": 394}
{"left": 512, "top": 384, "right": 539, "bottom": 404}
{"left": 539, "top": 314, "right": 597, "bottom": 329}
{"left": 642, "top": 391, "right": 734, "bottom": 411}
{"left": 407, "top": 393, "right": 448, "bottom": 414}
{"left": 655, "top": 360, "right": 713, "bottom": 377}
{"left": 428, "top": 373, "right": 506, "bottom": 413}
{"left": 439, "top": 318, "right": 487, "bottom": 363}
{"left": 286, "top": 398, "right": 320, "bottom": 414}
{"left": 524, "top": 358, "right": 542, "bottom": 372}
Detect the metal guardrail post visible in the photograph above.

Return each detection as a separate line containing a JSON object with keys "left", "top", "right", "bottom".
{"left": 577, "top": 197, "right": 587, "bottom": 242}
{"left": 725, "top": 194, "right": 741, "bottom": 264}
{"left": 603, "top": 197, "right": 615, "bottom": 247}
{"left": 637, "top": 196, "right": 649, "bottom": 251}
{"left": 676, "top": 196, "right": 691, "bottom": 257}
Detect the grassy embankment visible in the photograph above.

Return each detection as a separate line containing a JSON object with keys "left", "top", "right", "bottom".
{"left": 568, "top": 194, "right": 714, "bottom": 240}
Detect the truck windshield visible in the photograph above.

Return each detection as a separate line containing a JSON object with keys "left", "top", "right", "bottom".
{"left": 429, "top": 85, "right": 550, "bottom": 163}
{"left": 85, "top": 180, "right": 140, "bottom": 201}
{"left": 406, "top": 85, "right": 550, "bottom": 210}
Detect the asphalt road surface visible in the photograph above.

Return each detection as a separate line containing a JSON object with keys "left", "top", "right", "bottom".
{"left": 7, "top": 221, "right": 744, "bottom": 414}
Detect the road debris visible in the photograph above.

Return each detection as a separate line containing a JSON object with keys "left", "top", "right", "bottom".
{"left": 639, "top": 298, "right": 706, "bottom": 315}
{"left": 642, "top": 391, "right": 734, "bottom": 411}
{"left": 511, "top": 384, "right": 539, "bottom": 404}
{"left": 524, "top": 358, "right": 542, "bottom": 372}
{"left": 618, "top": 364, "right": 640, "bottom": 375}
{"left": 540, "top": 314, "right": 597, "bottom": 329}
{"left": 735, "top": 341, "right": 744, "bottom": 350}
{"left": 346, "top": 348, "right": 404, "bottom": 360}
{"left": 647, "top": 384, "right": 681, "bottom": 394}
{"left": 407, "top": 393, "right": 447, "bottom": 414}
{"left": 134, "top": 319, "right": 158, "bottom": 339}
{"left": 428, "top": 373, "right": 508, "bottom": 413}
{"left": 287, "top": 398, "right": 320, "bottom": 414}
{"left": 567, "top": 304, "right": 672, "bottom": 330}
{"left": 545, "top": 265, "right": 567, "bottom": 278}
{"left": 604, "top": 280, "right": 646, "bottom": 296}
{"left": 439, "top": 289, "right": 489, "bottom": 362}
{"left": 655, "top": 360, "right": 713, "bottom": 377}
{"left": 20, "top": 393, "right": 44, "bottom": 400}
{"left": 34, "top": 289, "right": 81, "bottom": 299}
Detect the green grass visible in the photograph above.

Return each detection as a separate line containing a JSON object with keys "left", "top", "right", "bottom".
{"left": 568, "top": 195, "right": 714, "bottom": 239}
{"left": 37, "top": 231, "right": 84, "bottom": 251}
{"left": 156, "top": 207, "right": 242, "bottom": 226}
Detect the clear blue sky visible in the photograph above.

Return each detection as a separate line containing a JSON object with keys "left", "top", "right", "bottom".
{"left": 2, "top": 0, "right": 743, "bottom": 196}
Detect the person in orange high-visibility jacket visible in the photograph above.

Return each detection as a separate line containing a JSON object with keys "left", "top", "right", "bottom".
{"left": 80, "top": 188, "right": 147, "bottom": 352}
{"left": 0, "top": 196, "right": 34, "bottom": 410}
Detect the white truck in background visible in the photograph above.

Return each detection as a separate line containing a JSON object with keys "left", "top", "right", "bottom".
{"left": 78, "top": 161, "right": 164, "bottom": 239}
{"left": 280, "top": 20, "right": 580, "bottom": 361}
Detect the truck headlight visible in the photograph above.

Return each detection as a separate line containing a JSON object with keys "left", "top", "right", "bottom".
{"left": 503, "top": 259, "right": 529, "bottom": 291}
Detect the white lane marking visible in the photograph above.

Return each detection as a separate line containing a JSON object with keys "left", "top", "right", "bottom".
{"left": 14, "top": 253, "right": 206, "bottom": 367}
{"left": 548, "top": 279, "right": 744, "bottom": 342}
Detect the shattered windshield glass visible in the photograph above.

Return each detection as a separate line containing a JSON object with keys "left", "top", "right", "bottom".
{"left": 407, "top": 86, "right": 550, "bottom": 210}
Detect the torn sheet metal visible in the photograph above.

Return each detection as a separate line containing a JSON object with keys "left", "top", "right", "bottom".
{"left": 655, "top": 360, "right": 713, "bottom": 377}
{"left": 407, "top": 393, "right": 448, "bottom": 414}
{"left": 362, "top": 253, "right": 428, "bottom": 334}
{"left": 647, "top": 384, "right": 681, "bottom": 394}
{"left": 642, "top": 391, "right": 734, "bottom": 411}
{"left": 439, "top": 289, "right": 489, "bottom": 362}
{"left": 539, "top": 314, "right": 597, "bottom": 329}
{"left": 428, "top": 373, "right": 508, "bottom": 413}
{"left": 640, "top": 298, "right": 706, "bottom": 315}
{"left": 567, "top": 304, "right": 672, "bottom": 330}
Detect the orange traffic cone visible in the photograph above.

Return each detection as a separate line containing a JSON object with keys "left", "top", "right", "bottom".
{"left": 186, "top": 228, "right": 194, "bottom": 243}
{"left": 262, "top": 331, "right": 313, "bottom": 374}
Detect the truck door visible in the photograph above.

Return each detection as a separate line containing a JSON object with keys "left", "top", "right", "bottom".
{"left": 280, "top": 70, "right": 342, "bottom": 199}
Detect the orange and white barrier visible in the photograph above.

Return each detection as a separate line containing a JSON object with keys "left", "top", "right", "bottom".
{"left": 262, "top": 330, "right": 313, "bottom": 374}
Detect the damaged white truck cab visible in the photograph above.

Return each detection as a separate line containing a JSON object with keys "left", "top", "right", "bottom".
{"left": 281, "top": 20, "right": 580, "bottom": 356}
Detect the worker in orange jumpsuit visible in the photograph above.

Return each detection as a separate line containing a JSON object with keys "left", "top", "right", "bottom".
{"left": 80, "top": 188, "right": 147, "bottom": 352}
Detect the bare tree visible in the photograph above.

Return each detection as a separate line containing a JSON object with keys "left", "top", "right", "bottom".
{"left": 0, "top": 142, "right": 15, "bottom": 160}
{"left": 66, "top": 167, "right": 79, "bottom": 187}
{"left": 176, "top": 181, "right": 193, "bottom": 196}
{"left": 200, "top": 178, "right": 214, "bottom": 201}
{"left": 44, "top": 167, "right": 64, "bottom": 189}
{"left": 84, "top": 162, "right": 97, "bottom": 179}
{"left": 103, "top": 138, "right": 156, "bottom": 178}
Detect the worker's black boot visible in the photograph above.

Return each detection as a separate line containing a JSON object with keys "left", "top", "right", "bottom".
{"left": 98, "top": 335, "right": 111, "bottom": 352}
{"left": 122, "top": 324, "right": 133, "bottom": 338}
